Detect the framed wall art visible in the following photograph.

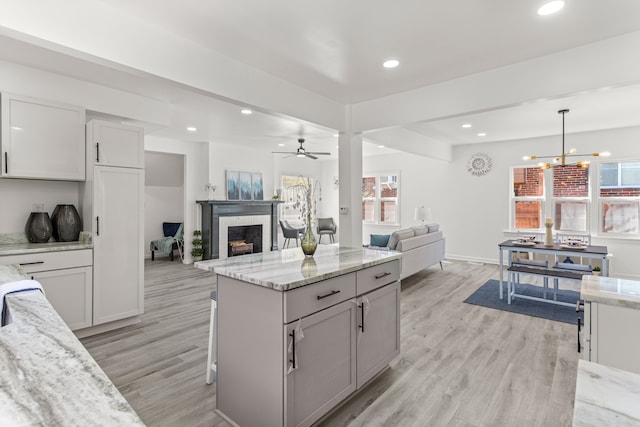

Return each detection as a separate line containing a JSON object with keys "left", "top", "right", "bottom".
{"left": 252, "top": 172, "right": 264, "bottom": 200}
{"left": 226, "top": 170, "right": 240, "bottom": 200}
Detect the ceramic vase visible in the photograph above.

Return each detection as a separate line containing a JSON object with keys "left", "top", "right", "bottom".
{"left": 301, "top": 214, "right": 317, "bottom": 257}
{"left": 51, "top": 204, "right": 82, "bottom": 242}
{"left": 25, "top": 212, "right": 53, "bottom": 243}
{"left": 544, "top": 217, "right": 554, "bottom": 247}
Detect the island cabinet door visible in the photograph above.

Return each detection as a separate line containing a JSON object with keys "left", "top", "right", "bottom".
{"left": 356, "top": 281, "right": 401, "bottom": 388}
{"left": 284, "top": 299, "right": 357, "bottom": 427}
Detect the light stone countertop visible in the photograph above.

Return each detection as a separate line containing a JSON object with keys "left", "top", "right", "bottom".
{"left": 581, "top": 275, "right": 640, "bottom": 310}
{"left": 0, "top": 241, "right": 93, "bottom": 256}
{"left": 0, "top": 290, "right": 144, "bottom": 426}
{"left": 195, "top": 245, "right": 402, "bottom": 291}
{"left": 573, "top": 359, "right": 640, "bottom": 426}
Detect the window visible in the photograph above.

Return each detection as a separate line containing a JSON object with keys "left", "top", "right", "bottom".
{"left": 600, "top": 161, "right": 640, "bottom": 234}
{"left": 511, "top": 167, "right": 544, "bottom": 230}
{"left": 510, "top": 165, "right": 591, "bottom": 232}
{"left": 362, "top": 173, "right": 399, "bottom": 225}
{"left": 553, "top": 165, "right": 589, "bottom": 232}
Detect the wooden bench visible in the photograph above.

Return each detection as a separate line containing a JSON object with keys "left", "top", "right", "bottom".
{"left": 507, "top": 265, "right": 590, "bottom": 307}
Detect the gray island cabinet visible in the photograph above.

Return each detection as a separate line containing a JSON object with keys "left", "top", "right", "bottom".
{"left": 196, "top": 246, "right": 402, "bottom": 427}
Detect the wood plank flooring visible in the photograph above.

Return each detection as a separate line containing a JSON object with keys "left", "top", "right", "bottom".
{"left": 81, "top": 258, "right": 579, "bottom": 427}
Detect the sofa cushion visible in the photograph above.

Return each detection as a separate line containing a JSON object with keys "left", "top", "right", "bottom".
{"left": 388, "top": 229, "right": 415, "bottom": 250}
{"left": 411, "top": 225, "right": 429, "bottom": 236}
{"left": 427, "top": 223, "right": 440, "bottom": 233}
{"left": 370, "top": 234, "right": 390, "bottom": 248}
{"left": 395, "top": 231, "right": 444, "bottom": 251}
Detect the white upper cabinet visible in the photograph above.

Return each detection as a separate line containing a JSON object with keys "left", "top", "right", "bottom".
{"left": 86, "top": 119, "right": 144, "bottom": 168}
{"left": 1, "top": 93, "right": 86, "bottom": 180}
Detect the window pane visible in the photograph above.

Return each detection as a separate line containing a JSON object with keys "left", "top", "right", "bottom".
{"left": 380, "top": 175, "right": 398, "bottom": 198}
{"left": 362, "top": 200, "right": 375, "bottom": 222}
{"left": 602, "top": 201, "right": 640, "bottom": 233}
{"left": 380, "top": 200, "right": 397, "bottom": 224}
{"left": 621, "top": 162, "right": 640, "bottom": 186}
{"left": 362, "top": 177, "right": 376, "bottom": 198}
{"left": 515, "top": 201, "right": 541, "bottom": 229}
{"left": 600, "top": 163, "right": 618, "bottom": 188}
{"left": 513, "top": 167, "right": 544, "bottom": 197}
{"left": 553, "top": 165, "right": 589, "bottom": 198}
{"left": 555, "top": 201, "right": 587, "bottom": 231}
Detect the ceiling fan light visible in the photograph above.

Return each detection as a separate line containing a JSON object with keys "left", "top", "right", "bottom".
{"left": 296, "top": 153, "right": 305, "bottom": 158}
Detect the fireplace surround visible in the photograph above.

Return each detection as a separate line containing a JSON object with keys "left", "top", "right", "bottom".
{"left": 197, "top": 200, "right": 283, "bottom": 260}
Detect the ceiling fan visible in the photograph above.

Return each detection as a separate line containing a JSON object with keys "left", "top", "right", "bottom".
{"left": 272, "top": 138, "right": 331, "bottom": 160}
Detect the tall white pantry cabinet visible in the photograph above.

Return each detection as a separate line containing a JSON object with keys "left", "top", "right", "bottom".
{"left": 81, "top": 120, "right": 144, "bottom": 325}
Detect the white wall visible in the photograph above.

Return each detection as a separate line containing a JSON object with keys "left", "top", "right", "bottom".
{"left": 0, "top": 179, "right": 80, "bottom": 235}
{"left": 145, "top": 136, "right": 208, "bottom": 263}
{"left": 362, "top": 126, "right": 640, "bottom": 280}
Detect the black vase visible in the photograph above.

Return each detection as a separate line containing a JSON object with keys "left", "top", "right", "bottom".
{"left": 25, "top": 212, "right": 53, "bottom": 243}
{"left": 51, "top": 204, "right": 82, "bottom": 242}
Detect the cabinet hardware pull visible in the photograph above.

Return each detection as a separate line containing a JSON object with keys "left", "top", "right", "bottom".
{"left": 96, "top": 216, "right": 100, "bottom": 236}
{"left": 19, "top": 261, "right": 45, "bottom": 266}
{"left": 289, "top": 330, "right": 296, "bottom": 369}
{"left": 577, "top": 318, "right": 582, "bottom": 353}
{"left": 4, "top": 152, "right": 7, "bottom": 174}
{"left": 96, "top": 142, "right": 100, "bottom": 162}
{"left": 359, "top": 303, "right": 365, "bottom": 332}
{"left": 375, "top": 272, "right": 391, "bottom": 279}
{"left": 317, "top": 290, "right": 340, "bottom": 300}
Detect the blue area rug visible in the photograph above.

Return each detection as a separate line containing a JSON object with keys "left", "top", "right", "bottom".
{"left": 464, "top": 279, "right": 583, "bottom": 325}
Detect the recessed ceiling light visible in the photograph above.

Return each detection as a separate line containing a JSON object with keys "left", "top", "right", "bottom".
{"left": 538, "top": 1, "right": 565, "bottom": 16}
{"left": 333, "top": 133, "right": 339, "bottom": 137}
{"left": 383, "top": 59, "right": 399, "bottom": 69}
{"left": 378, "top": 145, "right": 385, "bottom": 148}
{"left": 186, "top": 126, "right": 197, "bottom": 132}
{"left": 241, "top": 109, "right": 252, "bottom": 115}
{"left": 462, "top": 124, "right": 472, "bottom": 128}
{"left": 278, "top": 143, "right": 285, "bottom": 147}
{"left": 477, "top": 132, "right": 487, "bottom": 137}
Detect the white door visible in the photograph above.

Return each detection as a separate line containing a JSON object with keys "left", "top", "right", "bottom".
{"left": 356, "top": 281, "right": 401, "bottom": 388}
{"left": 93, "top": 166, "right": 144, "bottom": 324}
{"left": 284, "top": 300, "right": 357, "bottom": 427}
{"left": 88, "top": 119, "right": 144, "bottom": 168}
{"left": 1, "top": 93, "right": 85, "bottom": 180}
{"left": 34, "top": 267, "right": 93, "bottom": 330}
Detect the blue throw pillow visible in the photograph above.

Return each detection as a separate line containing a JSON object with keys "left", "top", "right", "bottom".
{"left": 370, "top": 234, "right": 390, "bottom": 248}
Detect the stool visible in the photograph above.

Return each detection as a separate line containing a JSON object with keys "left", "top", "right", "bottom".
{"left": 205, "top": 290, "right": 217, "bottom": 384}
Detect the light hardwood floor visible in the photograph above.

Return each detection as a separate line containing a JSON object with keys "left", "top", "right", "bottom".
{"left": 81, "top": 258, "right": 579, "bottom": 427}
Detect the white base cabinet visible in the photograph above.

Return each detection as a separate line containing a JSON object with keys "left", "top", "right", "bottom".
{"left": 582, "top": 301, "right": 640, "bottom": 375}
{"left": 0, "top": 249, "right": 93, "bottom": 330}
{"left": 216, "top": 259, "right": 400, "bottom": 427}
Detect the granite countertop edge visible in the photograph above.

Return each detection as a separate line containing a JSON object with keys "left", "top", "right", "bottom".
{"left": 581, "top": 276, "right": 640, "bottom": 310}
{"left": 0, "top": 242, "right": 93, "bottom": 256}
{"left": 196, "top": 246, "right": 402, "bottom": 291}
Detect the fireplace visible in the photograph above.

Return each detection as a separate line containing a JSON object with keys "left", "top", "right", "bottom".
{"left": 197, "top": 200, "right": 283, "bottom": 260}
{"left": 227, "top": 225, "right": 262, "bottom": 257}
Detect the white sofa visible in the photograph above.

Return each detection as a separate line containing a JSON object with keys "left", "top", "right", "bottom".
{"left": 369, "top": 224, "right": 446, "bottom": 280}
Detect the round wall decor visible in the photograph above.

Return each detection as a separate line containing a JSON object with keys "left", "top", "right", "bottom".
{"left": 467, "top": 152, "right": 493, "bottom": 176}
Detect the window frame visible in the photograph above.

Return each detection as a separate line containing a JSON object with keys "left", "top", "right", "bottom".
{"left": 596, "top": 159, "right": 640, "bottom": 237}
{"left": 510, "top": 165, "right": 546, "bottom": 231}
{"left": 362, "top": 171, "right": 400, "bottom": 226}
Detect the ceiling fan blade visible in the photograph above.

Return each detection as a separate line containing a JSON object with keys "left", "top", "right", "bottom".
{"left": 306, "top": 152, "right": 331, "bottom": 156}
{"left": 302, "top": 153, "right": 316, "bottom": 159}
{"left": 272, "top": 151, "right": 297, "bottom": 154}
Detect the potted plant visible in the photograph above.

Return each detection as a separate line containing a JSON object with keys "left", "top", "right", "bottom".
{"left": 592, "top": 265, "right": 601, "bottom": 276}
{"left": 191, "top": 230, "right": 204, "bottom": 262}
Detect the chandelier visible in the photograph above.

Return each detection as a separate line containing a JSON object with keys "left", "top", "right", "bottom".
{"left": 523, "top": 109, "right": 610, "bottom": 169}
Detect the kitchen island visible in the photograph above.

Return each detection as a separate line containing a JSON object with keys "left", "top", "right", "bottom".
{"left": 196, "top": 245, "right": 402, "bottom": 427}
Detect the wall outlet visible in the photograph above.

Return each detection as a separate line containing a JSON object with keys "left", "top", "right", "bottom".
{"left": 32, "top": 203, "right": 45, "bottom": 213}
{"left": 339, "top": 207, "right": 348, "bottom": 215}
